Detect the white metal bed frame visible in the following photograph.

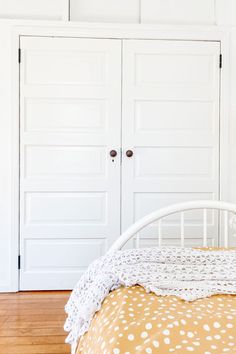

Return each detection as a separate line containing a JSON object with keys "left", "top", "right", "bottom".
{"left": 108, "top": 200, "right": 236, "bottom": 253}
{"left": 71, "top": 200, "right": 236, "bottom": 354}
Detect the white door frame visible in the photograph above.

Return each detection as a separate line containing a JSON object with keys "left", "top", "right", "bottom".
{"left": 9, "top": 21, "right": 230, "bottom": 291}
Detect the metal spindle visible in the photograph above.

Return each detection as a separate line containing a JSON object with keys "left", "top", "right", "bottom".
{"left": 135, "top": 234, "right": 140, "bottom": 249}
{"left": 180, "top": 212, "right": 185, "bottom": 247}
{"left": 203, "top": 209, "right": 207, "bottom": 247}
{"left": 224, "top": 210, "right": 229, "bottom": 248}
{"left": 158, "top": 219, "right": 162, "bottom": 247}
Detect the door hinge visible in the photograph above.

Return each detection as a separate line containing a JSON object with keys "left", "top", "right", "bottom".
{"left": 18, "top": 48, "right": 21, "bottom": 64}
{"left": 18, "top": 255, "right": 21, "bottom": 270}
{"left": 219, "top": 54, "right": 222, "bottom": 69}
{"left": 120, "top": 148, "right": 122, "bottom": 164}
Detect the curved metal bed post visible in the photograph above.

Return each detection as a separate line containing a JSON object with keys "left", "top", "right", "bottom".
{"left": 108, "top": 200, "right": 236, "bottom": 253}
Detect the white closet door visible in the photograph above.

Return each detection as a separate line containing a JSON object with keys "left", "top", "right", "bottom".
{"left": 20, "top": 37, "right": 121, "bottom": 290}
{"left": 122, "top": 40, "right": 220, "bottom": 247}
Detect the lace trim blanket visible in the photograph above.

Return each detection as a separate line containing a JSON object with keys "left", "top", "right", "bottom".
{"left": 64, "top": 247, "right": 236, "bottom": 345}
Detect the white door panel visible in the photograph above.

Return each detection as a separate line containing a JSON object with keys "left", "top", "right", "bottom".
{"left": 25, "top": 98, "right": 108, "bottom": 133}
{"left": 20, "top": 37, "right": 121, "bottom": 290}
{"left": 122, "top": 40, "right": 220, "bottom": 247}
{"left": 134, "top": 147, "right": 214, "bottom": 178}
{"left": 24, "top": 146, "right": 107, "bottom": 177}
{"left": 22, "top": 238, "right": 107, "bottom": 289}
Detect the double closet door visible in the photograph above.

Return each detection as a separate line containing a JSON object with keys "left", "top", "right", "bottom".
{"left": 19, "top": 36, "right": 220, "bottom": 290}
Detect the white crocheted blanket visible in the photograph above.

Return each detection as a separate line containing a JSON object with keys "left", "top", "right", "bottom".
{"left": 64, "top": 247, "right": 236, "bottom": 345}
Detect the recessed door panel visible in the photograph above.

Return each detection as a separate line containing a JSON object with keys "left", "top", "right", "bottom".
{"left": 24, "top": 146, "right": 107, "bottom": 178}
{"left": 134, "top": 147, "right": 214, "bottom": 178}
{"left": 25, "top": 98, "right": 108, "bottom": 133}
{"left": 134, "top": 100, "right": 215, "bottom": 133}
{"left": 24, "top": 192, "right": 107, "bottom": 225}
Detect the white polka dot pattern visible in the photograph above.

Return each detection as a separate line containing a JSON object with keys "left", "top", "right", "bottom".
{"left": 77, "top": 285, "right": 236, "bottom": 354}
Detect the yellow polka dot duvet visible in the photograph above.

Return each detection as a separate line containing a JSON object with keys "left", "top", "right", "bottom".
{"left": 76, "top": 285, "right": 236, "bottom": 354}
{"left": 63, "top": 247, "right": 236, "bottom": 354}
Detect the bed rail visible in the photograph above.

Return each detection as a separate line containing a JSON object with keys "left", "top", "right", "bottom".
{"left": 108, "top": 200, "right": 236, "bottom": 253}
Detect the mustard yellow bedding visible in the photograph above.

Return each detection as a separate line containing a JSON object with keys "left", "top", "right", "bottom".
{"left": 76, "top": 285, "right": 236, "bottom": 353}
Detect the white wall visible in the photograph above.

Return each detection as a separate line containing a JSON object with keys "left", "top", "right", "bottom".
{"left": 0, "top": 0, "right": 224, "bottom": 24}
{"left": 216, "top": 3, "right": 236, "bottom": 214}
{"left": 0, "top": 1, "right": 236, "bottom": 26}
{"left": 0, "top": 1, "right": 236, "bottom": 290}
{"left": 0, "top": 0, "right": 236, "bottom": 26}
{"left": 140, "top": 0, "right": 215, "bottom": 24}
{"left": 0, "top": 23, "right": 15, "bottom": 290}
{"left": 229, "top": 31, "right": 236, "bottom": 203}
{"left": 0, "top": 0, "right": 68, "bottom": 20}
{"left": 70, "top": 0, "right": 140, "bottom": 23}
{"left": 216, "top": 0, "right": 236, "bottom": 25}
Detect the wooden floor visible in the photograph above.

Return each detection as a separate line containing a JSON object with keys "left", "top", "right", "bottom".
{"left": 0, "top": 291, "right": 71, "bottom": 354}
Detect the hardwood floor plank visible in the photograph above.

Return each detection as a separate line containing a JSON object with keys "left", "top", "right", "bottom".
{"left": 0, "top": 316, "right": 9, "bottom": 329}
{"left": 0, "top": 291, "right": 70, "bottom": 300}
{"left": 6, "top": 314, "right": 66, "bottom": 322}
{"left": 0, "top": 335, "right": 66, "bottom": 345}
{"left": 0, "top": 344, "right": 70, "bottom": 354}
{"left": 3, "top": 308, "right": 66, "bottom": 315}
{"left": 0, "top": 327, "right": 66, "bottom": 337}
{"left": 0, "top": 298, "right": 67, "bottom": 310}
{"left": 4, "top": 321, "right": 65, "bottom": 329}
{"left": 0, "top": 291, "right": 71, "bottom": 354}
{"left": 0, "top": 297, "right": 69, "bottom": 302}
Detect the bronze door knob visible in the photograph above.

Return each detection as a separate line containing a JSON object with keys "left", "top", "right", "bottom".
{"left": 110, "top": 150, "right": 117, "bottom": 157}
{"left": 126, "top": 150, "right": 133, "bottom": 157}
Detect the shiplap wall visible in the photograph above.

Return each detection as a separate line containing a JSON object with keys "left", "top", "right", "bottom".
{"left": 70, "top": 0, "right": 140, "bottom": 23}
{"left": 0, "top": 0, "right": 235, "bottom": 25}
{"left": 140, "top": 0, "right": 215, "bottom": 24}
{"left": 1, "top": 1, "right": 236, "bottom": 26}
{"left": 0, "top": 0, "right": 68, "bottom": 20}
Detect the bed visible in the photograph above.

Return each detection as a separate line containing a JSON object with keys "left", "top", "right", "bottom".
{"left": 64, "top": 200, "right": 236, "bottom": 354}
